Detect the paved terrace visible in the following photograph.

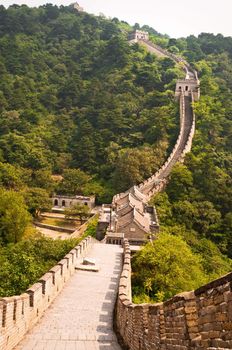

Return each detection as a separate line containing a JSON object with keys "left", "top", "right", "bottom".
{"left": 15, "top": 243, "right": 122, "bottom": 350}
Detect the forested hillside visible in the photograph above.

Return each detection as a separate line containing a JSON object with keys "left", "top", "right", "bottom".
{"left": 0, "top": 4, "right": 182, "bottom": 203}
{"left": 0, "top": 3, "right": 182, "bottom": 296}
{"left": 0, "top": 4, "right": 232, "bottom": 299}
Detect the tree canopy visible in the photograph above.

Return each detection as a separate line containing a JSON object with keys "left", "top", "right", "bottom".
{"left": 0, "top": 189, "right": 31, "bottom": 244}
{"left": 132, "top": 233, "right": 207, "bottom": 302}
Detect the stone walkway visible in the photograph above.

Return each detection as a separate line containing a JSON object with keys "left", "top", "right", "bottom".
{"left": 15, "top": 243, "right": 122, "bottom": 350}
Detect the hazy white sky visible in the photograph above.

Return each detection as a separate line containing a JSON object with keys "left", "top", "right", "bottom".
{"left": 1, "top": 0, "right": 231, "bottom": 38}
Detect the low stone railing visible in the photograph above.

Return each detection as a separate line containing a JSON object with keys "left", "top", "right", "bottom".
{"left": 116, "top": 240, "right": 232, "bottom": 350}
{"left": 0, "top": 236, "right": 93, "bottom": 350}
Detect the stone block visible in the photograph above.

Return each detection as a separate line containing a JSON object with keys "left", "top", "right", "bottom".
{"left": 185, "top": 306, "right": 196, "bottom": 314}
{"left": 75, "top": 264, "right": 99, "bottom": 272}
{"left": 207, "top": 330, "right": 221, "bottom": 339}
{"left": 211, "top": 339, "right": 231, "bottom": 348}
{"left": 215, "top": 312, "right": 227, "bottom": 322}
{"left": 213, "top": 294, "right": 224, "bottom": 305}
{"left": 225, "top": 292, "right": 232, "bottom": 302}
{"left": 223, "top": 322, "right": 232, "bottom": 331}
{"left": 83, "top": 257, "right": 96, "bottom": 266}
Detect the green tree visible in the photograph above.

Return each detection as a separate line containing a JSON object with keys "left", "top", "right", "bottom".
{"left": 0, "top": 162, "right": 25, "bottom": 190}
{"left": 112, "top": 147, "right": 162, "bottom": 192}
{"left": 24, "top": 187, "right": 52, "bottom": 218}
{"left": 132, "top": 233, "right": 207, "bottom": 302}
{"left": 193, "top": 238, "right": 232, "bottom": 280}
{"left": 58, "top": 169, "right": 91, "bottom": 195}
{"left": 166, "top": 164, "right": 193, "bottom": 201}
{"left": 0, "top": 189, "right": 31, "bottom": 244}
{"left": 64, "top": 203, "right": 90, "bottom": 224}
{"left": 193, "top": 201, "right": 221, "bottom": 236}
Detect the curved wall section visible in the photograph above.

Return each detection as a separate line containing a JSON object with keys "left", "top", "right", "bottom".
{"left": 139, "top": 92, "right": 196, "bottom": 199}
{"left": 116, "top": 240, "right": 232, "bottom": 350}
{"left": 129, "top": 39, "right": 199, "bottom": 199}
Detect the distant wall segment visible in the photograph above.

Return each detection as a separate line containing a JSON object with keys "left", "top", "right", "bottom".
{"left": 116, "top": 240, "right": 232, "bottom": 350}
{"left": 138, "top": 92, "right": 196, "bottom": 198}
{"left": 0, "top": 236, "right": 93, "bottom": 350}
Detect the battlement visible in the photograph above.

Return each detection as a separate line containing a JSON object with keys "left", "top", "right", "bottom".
{"left": 0, "top": 237, "right": 93, "bottom": 350}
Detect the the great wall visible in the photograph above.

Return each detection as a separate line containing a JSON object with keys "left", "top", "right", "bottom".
{"left": 97, "top": 33, "right": 200, "bottom": 245}
{"left": 1, "top": 29, "right": 232, "bottom": 350}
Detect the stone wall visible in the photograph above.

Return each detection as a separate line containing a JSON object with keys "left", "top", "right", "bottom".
{"left": 0, "top": 236, "right": 93, "bottom": 350}
{"left": 116, "top": 240, "right": 232, "bottom": 350}
{"left": 52, "top": 194, "right": 95, "bottom": 210}
{"left": 138, "top": 92, "right": 196, "bottom": 199}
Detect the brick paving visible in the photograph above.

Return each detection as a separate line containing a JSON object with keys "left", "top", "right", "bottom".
{"left": 15, "top": 244, "right": 122, "bottom": 350}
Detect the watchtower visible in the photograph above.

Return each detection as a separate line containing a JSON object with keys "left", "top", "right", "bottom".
{"left": 70, "top": 2, "right": 84, "bottom": 12}
{"left": 128, "top": 30, "right": 149, "bottom": 43}
{"left": 175, "top": 78, "right": 200, "bottom": 101}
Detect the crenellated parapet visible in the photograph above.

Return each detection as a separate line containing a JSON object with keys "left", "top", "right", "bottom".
{"left": 0, "top": 236, "right": 94, "bottom": 350}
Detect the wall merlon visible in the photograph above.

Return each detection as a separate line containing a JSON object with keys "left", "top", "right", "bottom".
{"left": 70, "top": 248, "right": 78, "bottom": 258}
{"left": 26, "top": 282, "right": 43, "bottom": 295}
{"left": 39, "top": 272, "right": 54, "bottom": 295}
{"left": 26, "top": 282, "right": 43, "bottom": 308}
{"left": 195, "top": 272, "right": 232, "bottom": 296}
{"left": 64, "top": 253, "right": 74, "bottom": 268}
{"left": 49, "top": 264, "right": 62, "bottom": 286}
{"left": 75, "top": 245, "right": 81, "bottom": 256}
{"left": 78, "top": 243, "right": 83, "bottom": 254}
{"left": 118, "top": 287, "right": 128, "bottom": 297}
{"left": 57, "top": 258, "right": 68, "bottom": 276}
{"left": 122, "top": 299, "right": 133, "bottom": 308}
{"left": 121, "top": 270, "right": 130, "bottom": 279}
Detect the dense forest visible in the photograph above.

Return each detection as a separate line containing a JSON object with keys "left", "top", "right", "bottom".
{"left": 0, "top": 4, "right": 231, "bottom": 299}
{"left": 0, "top": 4, "right": 182, "bottom": 203}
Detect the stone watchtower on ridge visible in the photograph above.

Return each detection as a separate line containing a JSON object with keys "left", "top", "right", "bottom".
{"left": 70, "top": 2, "right": 84, "bottom": 12}
{"left": 128, "top": 30, "right": 149, "bottom": 43}
{"left": 175, "top": 77, "right": 200, "bottom": 101}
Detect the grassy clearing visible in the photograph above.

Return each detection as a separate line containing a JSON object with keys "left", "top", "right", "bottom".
{"left": 40, "top": 217, "right": 81, "bottom": 229}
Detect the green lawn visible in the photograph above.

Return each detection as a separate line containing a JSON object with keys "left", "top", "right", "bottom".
{"left": 40, "top": 217, "right": 81, "bottom": 229}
